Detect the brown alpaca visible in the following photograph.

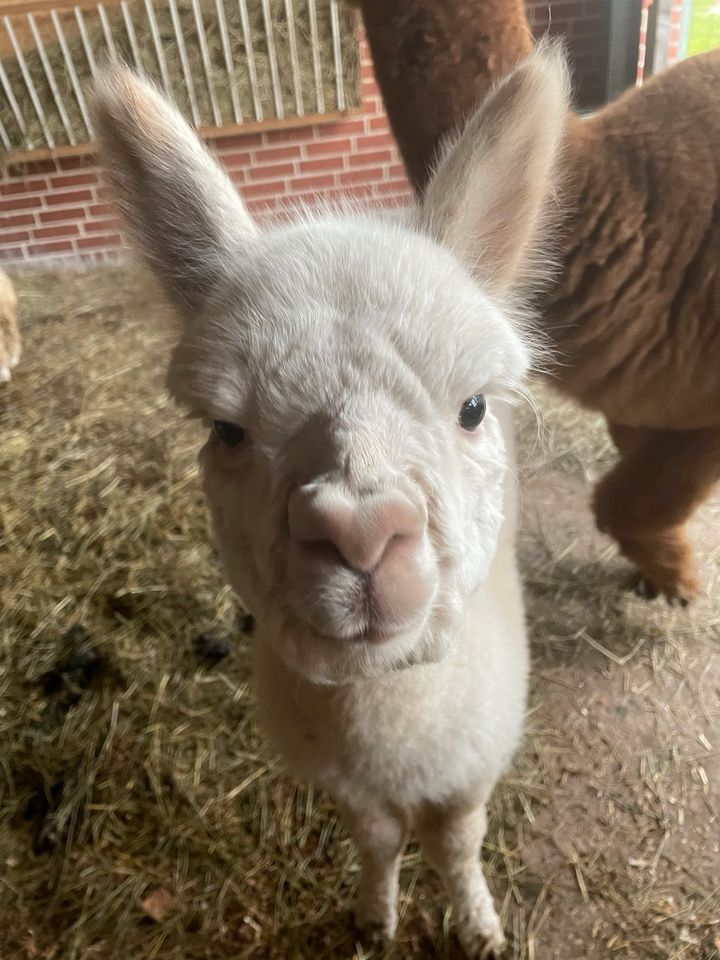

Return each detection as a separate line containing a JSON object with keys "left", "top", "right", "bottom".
{"left": 0, "top": 268, "right": 20, "bottom": 383}
{"left": 358, "top": 0, "right": 720, "bottom": 602}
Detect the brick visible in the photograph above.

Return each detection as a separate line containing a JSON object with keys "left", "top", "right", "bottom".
{"left": 33, "top": 223, "right": 80, "bottom": 239}
{"left": 289, "top": 174, "right": 336, "bottom": 191}
{"left": 263, "top": 127, "right": 318, "bottom": 144}
{"left": 252, "top": 144, "right": 303, "bottom": 162}
{"left": 1, "top": 230, "right": 31, "bottom": 244}
{"left": 247, "top": 162, "right": 296, "bottom": 181}
{"left": 84, "top": 217, "right": 121, "bottom": 233}
{"left": 0, "top": 178, "right": 47, "bottom": 196}
{"left": 325, "top": 185, "right": 373, "bottom": 202}
{"left": 356, "top": 133, "right": 396, "bottom": 150}
{"left": 0, "top": 195, "right": 43, "bottom": 212}
{"left": 219, "top": 151, "right": 252, "bottom": 168}
{"left": 76, "top": 233, "right": 122, "bottom": 249}
{"left": 0, "top": 213, "right": 35, "bottom": 228}
{"left": 306, "top": 137, "right": 352, "bottom": 157}
{"left": 315, "top": 119, "right": 366, "bottom": 138}
{"left": 368, "top": 116, "right": 391, "bottom": 131}
{"left": 339, "top": 167, "right": 386, "bottom": 186}
{"left": 362, "top": 96, "right": 383, "bottom": 114}
{"left": 376, "top": 179, "right": 412, "bottom": 195}
{"left": 213, "top": 132, "right": 264, "bottom": 150}
{"left": 38, "top": 206, "right": 86, "bottom": 223}
{"left": 246, "top": 197, "right": 284, "bottom": 215}
{"left": 5, "top": 158, "right": 57, "bottom": 177}
{"left": 388, "top": 163, "right": 406, "bottom": 178}
{"left": 297, "top": 155, "right": 345, "bottom": 174}
{"left": 49, "top": 172, "right": 99, "bottom": 189}
{"left": 28, "top": 239, "right": 75, "bottom": 256}
{"left": 0, "top": 246, "right": 24, "bottom": 261}
{"left": 361, "top": 78, "right": 380, "bottom": 97}
{"left": 45, "top": 189, "right": 93, "bottom": 206}
{"left": 57, "top": 154, "right": 95, "bottom": 170}
{"left": 88, "top": 203, "right": 115, "bottom": 218}
{"left": 240, "top": 179, "right": 287, "bottom": 199}
{"left": 348, "top": 149, "right": 394, "bottom": 168}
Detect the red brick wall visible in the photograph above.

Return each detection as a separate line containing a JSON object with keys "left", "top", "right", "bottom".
{"left": 0, "top": 3, "right": 614, "bottom": 267}
{"left": 0, "top": 40, "right": 411, "bottom": 267}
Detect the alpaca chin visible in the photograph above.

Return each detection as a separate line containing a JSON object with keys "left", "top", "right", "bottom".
{"left": 260, "top": 605, "right": 453, "bottom": 686}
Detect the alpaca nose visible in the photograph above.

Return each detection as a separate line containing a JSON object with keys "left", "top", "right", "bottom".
{"left": 288, "top": 485, "right": 425, "bottom": 572}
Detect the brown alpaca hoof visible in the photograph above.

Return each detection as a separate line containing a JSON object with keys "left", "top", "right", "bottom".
{"left": 629, "top": 571, "right": 696, "bottom": 606}
{"left": 631, "top": 575, "right": 659, "bottom": 601}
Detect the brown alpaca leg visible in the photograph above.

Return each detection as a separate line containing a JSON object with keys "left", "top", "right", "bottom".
{"left": 594, "top": 423, "right": 720, "bottom": 603}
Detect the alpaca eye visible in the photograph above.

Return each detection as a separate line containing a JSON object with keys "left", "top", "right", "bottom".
{"left": 459, "top": 394, "right": 486, "bottom": 431}
{"left": 212, "top": 420, "right": 245, "bottom": 447}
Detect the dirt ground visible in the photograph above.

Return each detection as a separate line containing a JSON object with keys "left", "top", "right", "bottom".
{"left": 0, "top": 267, "right": 718, "bottom": 960}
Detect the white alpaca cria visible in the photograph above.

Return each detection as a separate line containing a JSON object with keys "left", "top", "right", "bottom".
{"left": 94, "top": 49, "right": 568, "bottom": 957}
{"left": 0, "top": 269, "right": 20, "bottom": 383}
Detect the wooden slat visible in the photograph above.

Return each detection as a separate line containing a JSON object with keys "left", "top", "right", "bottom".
{"left": 2, "top": 107, "right": 362, "bottom": 164}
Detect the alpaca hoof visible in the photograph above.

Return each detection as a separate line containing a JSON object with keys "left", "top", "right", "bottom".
{"left": 352, "top": 901, "right": 397, "bottom": 946}
{"left": 629, "top": 571, "right": 695, "bottom": 606}
{"left": 458, "top": 916, "right": 506, "bottom": 959}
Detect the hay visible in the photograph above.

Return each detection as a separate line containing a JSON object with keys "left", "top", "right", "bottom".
{"left": 0, "top": 0, "right": 360, "bottom": 154}
{"left": 0, "top": 266, "right": 719, "bottom": 959}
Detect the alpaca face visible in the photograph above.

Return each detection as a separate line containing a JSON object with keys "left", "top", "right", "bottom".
{"left": 93, "top": 47, "right": 568, "bottom": 682}
{"left": 170, "top": 216, "right": 527, "bottom": 681}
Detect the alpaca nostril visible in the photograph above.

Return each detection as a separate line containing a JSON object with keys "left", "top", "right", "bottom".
{"left": 288, "top": 485, "right": 425, "bottom": 573}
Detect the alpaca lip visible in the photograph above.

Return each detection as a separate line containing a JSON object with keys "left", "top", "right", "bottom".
{"left": 317, "top": 625, "right": 396, "bottom": 646}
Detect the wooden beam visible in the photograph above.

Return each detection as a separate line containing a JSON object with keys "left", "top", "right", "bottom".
{"left": 2, "top": 107, "right": 361, "bottom": 165}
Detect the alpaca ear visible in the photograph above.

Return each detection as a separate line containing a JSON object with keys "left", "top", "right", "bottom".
{"left": 93, "top": 66, "right": 257, "bottom": 315}
{"left": 415, "top": 44, "right": 570, "bottom": 294}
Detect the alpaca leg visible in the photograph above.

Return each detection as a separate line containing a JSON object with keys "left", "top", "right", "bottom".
{"left": 416, "top": 800, "right": 503, "bottom": 958}
{"left": 0, "top": 312, "right": 21, "bottom": 381}
{"left": 341, "top": 800, "right": 408, "bottom": 942}
{"left": 595, "top": 423, "right": 720, "bottom": 602}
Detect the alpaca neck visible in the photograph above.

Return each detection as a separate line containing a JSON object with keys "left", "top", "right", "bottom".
{"left": 359, "top": 0, "right": 533, "bottom": 192}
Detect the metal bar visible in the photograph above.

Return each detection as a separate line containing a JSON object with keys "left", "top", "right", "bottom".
{"left": 167, "top": 0, "right": 201, "bottom": 126}
{"left": 260, "top": 0, "right": 283, "bottom": 118}
{"left": 679, "top": 0, "right": 693, "bottom": 61}
{"left": 4, "top": 15, "right": 55, "bottom": 147}
{"left": 190, "top": 0, "right": 222, "bottom": 126}
{"left": 0, "top": 55, "right": 31, "bottom": 148}
{"left": 329, "top": 0, "right": 345, "bottom": 111}
{"left": 645, "top": 0, "right": 660, "bottom": 77}
{"left": 120, "top": 0, "right": 142, "bottom": 68}
{"left": 283, "top": 0, "right": 304, "bottom": 116}
{"left": 51, "top": 9, "right": 94, "bottom": 137}
{"left": 606, "top": 0, "right": 643, "bottom": 101}
{"left": 306, "top": 0, "right": 325, "bottom": 113}
{"left": 0, "top": 113, "right": 12, "bottom": 151}
{"left": 238, "top": 0, "right": 263, "bottom": 121}
{"left": 97, "top": 3, "right": 118, "bottom": 60}
{"left": 74, "top": 7, "right": 97, "bottom": 75}
{"left": 28, "top": 12, "right": 76, "bottom": 144}
{"left": 142, "top": 0, "right": 172, "bottom": 96}
{"left": 214, "top": 0, "right": 242, "bottom": 122}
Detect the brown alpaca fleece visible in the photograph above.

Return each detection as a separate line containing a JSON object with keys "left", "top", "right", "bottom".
{"left": 357, "top": 0, "right": 720, "bottom": 602}
{"left": 358, "top": 0, "right": 533, "bottom": 191}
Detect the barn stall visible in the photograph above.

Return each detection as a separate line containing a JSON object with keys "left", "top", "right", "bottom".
{"left": 1, "top": 2, "right": 719, "bottom": 959}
